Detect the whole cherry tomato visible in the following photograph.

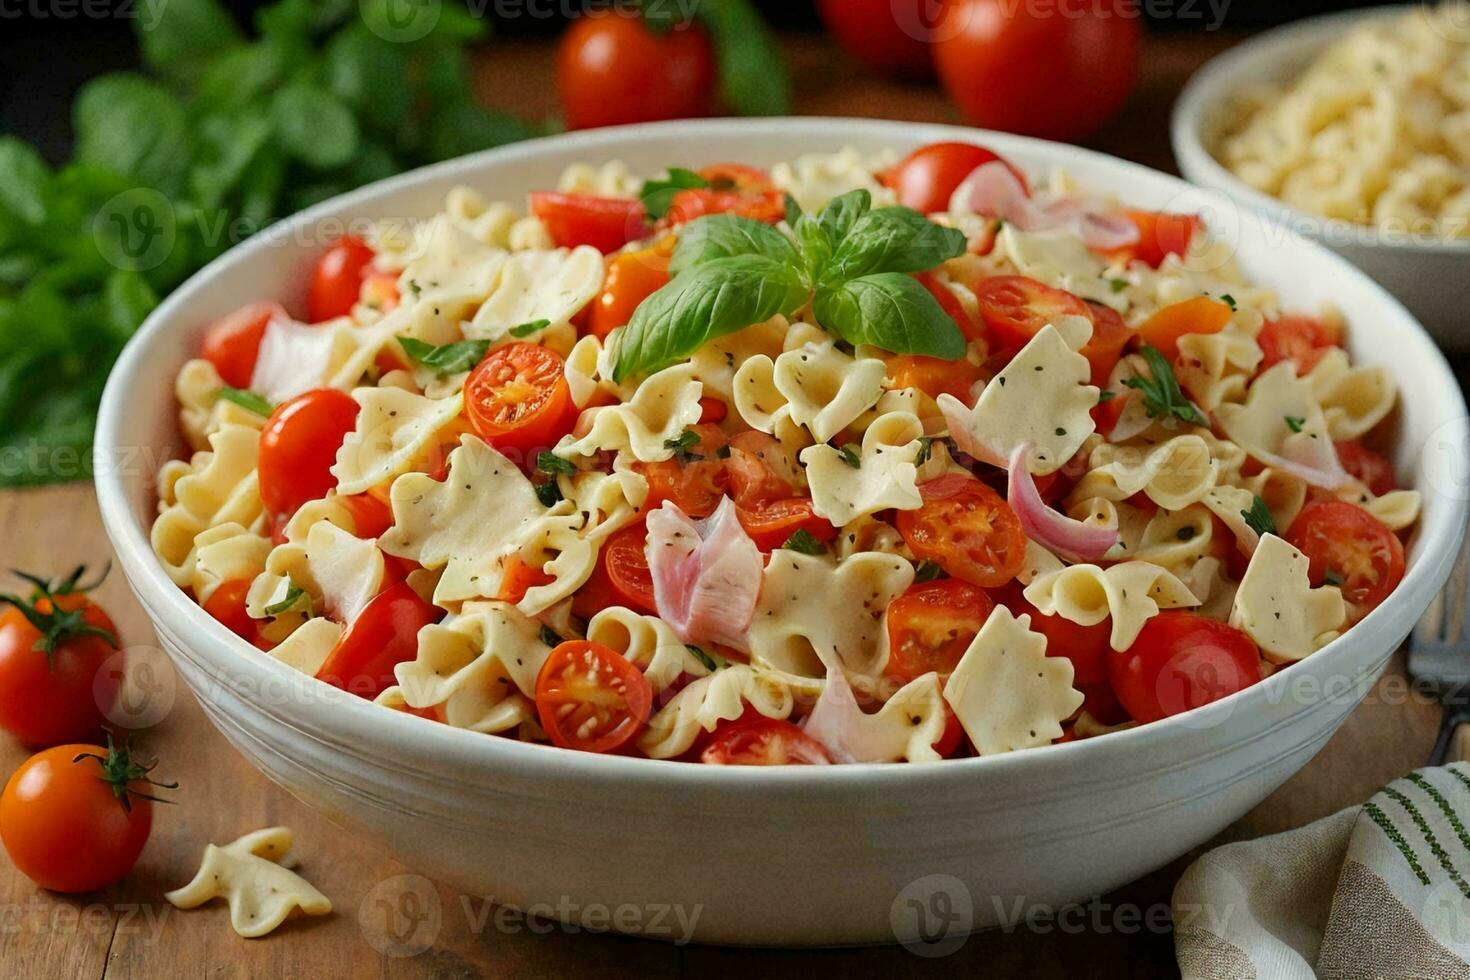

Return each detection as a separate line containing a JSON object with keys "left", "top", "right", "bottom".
{"left": 557, "top": 13, "right": 715, "bottom": 130}
{"left": 315, "top": 582, "right": 443, "bottom": 700}
{"left": 885, "top": 142, "right": 1030, "bottom": 215}
{"left": 588, "top": 243, "right": 671, "bottom": 340}
{"left": 307, "top": 236, "right": 376, "bottom": 323}
{"left": 202, "top": 579, "right": 258, "bottom": 642}
{"left": 200, "top": 301, "right": 284, "bottom": 389}
{"left": 815, "top": 0, "right": 935, "bottom": 78}
{"left": 258, "top": 388, "right": 360, "bottom": 519}
{"left": 463, "top": 343, "right": 577, "bottom": 464}
{"left": 1286, "top": 500, "right": 1405, "bottom": 616}
{"left": 1109, "top": 612, "right": 1260, "bottom": 724}
{"left": 535, "top": 640, "right": 652, "bottom": 753}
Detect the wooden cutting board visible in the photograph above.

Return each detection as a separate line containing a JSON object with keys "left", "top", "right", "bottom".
{"left": 0, "top": 31, "right": 1449, "bottom": 979}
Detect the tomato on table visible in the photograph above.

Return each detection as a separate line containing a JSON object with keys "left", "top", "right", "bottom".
{"left": 602, "top": 521, "right": 658, "bottom": 614}
{"left": 1079, "top": 301, "right": 1131, "bottom": 387}
{"left": 557, "top": 13, "right": 715, "bottom": 131}
{"left": 464, "top": 342, "right": 578, "bottom": 463}
{"left": 588, "top": 243, "right": 671, "bottom": 339}
{"left": 934, "top": 0, "right": 1140, "bottom": 142}
{"left": 884, "top": 578, "right": 995, "bottom": 684}
{"left": 896, "top": 474, "right": 1027, "bottom": 588}
{"left": 308, "top": 235, "right": 376, "bottom": 323}
{"left": 737, "top": 497, "right": 837, "bottom": 552}
{"left": 884, "top": 353, "right": 984, "bottom": 404}
{"left": 665, "top": 163, "right": 786, "bottom": 227}
{"left": 635, "top": 423, "right": 728, "bottom": 519}
{"left": 258, "top": 388, "right": 361, "bottom": 519}
{"left": 202, "top": 579, "right": 258, "bottom": 642}
{"left": 815, "top": 0, "right": 934, "bottom": 79}
{"left": 535, "top": 640, "right": 652, "bottom": 753}
{"left": 315, "top": 582, "right": 443, "bottom": 700}
{"left": 1108, "top": 612, "right": 1261, "bottom": 724}
{"left": 529, "top": 191, "right": 652, "bottom": 254}
{"left": 700, "top": 718, "right": 832, "bottom": 765}
{"left": 974, "top": 275, "right": 1092, "bottom": 355}
{"left": 1138, "top": 296, "right": 1234, "bottom": 362}
{"left": 1112, "top": 211, "right": 1202, "bottom": 268}
{"left": 884, "top": 142, "right": 1030, "bottom": 214}
{"left": 1258, "top": 314, "right": 1341, "bottom": 376}
{"left": 1, "top": 737, "right": 171, "bottom": 892}
{"left": 1001, "top": 585, "right": 1123, "bottom": 723}
{"left": 1336, "top": 441, "right": 1397, "bottom": 497}
{"left": 0, "top": 567, "right": 119, "bottom": 748}
{"left": 1285, "top": 500, "right": 1405, "bottom": 615}
{"left": 200, "top": 301, "right": 284, "bottom": 389}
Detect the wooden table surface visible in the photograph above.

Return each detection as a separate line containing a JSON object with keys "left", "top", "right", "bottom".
{"left": 0, "top": 31, "right": 1453, "bottom": 980}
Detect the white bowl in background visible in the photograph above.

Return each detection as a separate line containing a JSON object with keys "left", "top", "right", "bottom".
{"left": 95, "top": 118, "right": 1469, "bottom": 946}
{"left": 1172, "top": 7, "right": 1470, "bottom": 348}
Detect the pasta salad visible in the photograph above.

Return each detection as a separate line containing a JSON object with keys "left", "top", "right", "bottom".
{"left": 153, "top": 143, "right": 1419, "bottom": 765}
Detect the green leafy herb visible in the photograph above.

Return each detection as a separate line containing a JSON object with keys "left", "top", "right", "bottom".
{"left": 914, "top": 560, "right": 945, "bottom": 582}
{"left": 264, "top": 579, "right": 311, "bottom": 617}
{"left": 536, "top": 452, "right": 577, "bottom": 477}
{"left": 538, "top": 625, "right": 562, "bottom": 647}
{"left": 1284, "top": 415, "right": 1306, "bottom": 433}
{"left": 398, "top": 336, "right": 491, "bottom": 377}
{"left": 780, "top": 528, "right": 828, "bottom": 556}
{"left": 1122, "top": 346, "right": 1208, "bottom": 427}
{"left": 640, "top": 168, "right": 708, "bottom": 219}
{"left": 914, "top": 436, "right": 935, "bottom": 466}
{"left": 783, "top": 192, "right": 803, "bottom": 226}
{"left": 838, "top": 443, "right": 862, "bottom": 469}
{"left": 535, "top": 480, "right": 563, "bottom": 508}
{"left": 507, "top": 319, "right": 551, "bottom": 339}
{"left": 664, "top": 429, "right": 703, "bottom": 463}
{"left": 72, "top": 732, "right": 177, "bottom": 813}
{"left": 1108, "top": 277, "right": 1129, "bottom": 293}
{"left": 686, "top": 644, "right": 729, "bottom": 672}
{"left": 216, "top": 386, "right": 272, "bottom": 416}
{"left": 1241, "top": 495, "right": 1277, "bottom": 537}
{"left": 1324, "top": 568, "right": 1345, "bottom": 587}
{"left": 1097, "top": 389, "right": 1117, "bottom": 403}
{"left": 1219, "top": 293, "right": 1237, "bottom": 310}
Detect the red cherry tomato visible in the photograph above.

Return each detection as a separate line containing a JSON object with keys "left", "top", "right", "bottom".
{"left": 529, "top": 191, "right": 652, "bottom": 254}
{"left": 200, "top": 301, "right": 284, "bottom": 389}
{"left": 535, "top": 640, "right": 652, "bottom": 753}
{"left": 315, "top": 582, "right": 443, "bottom": 700}
{"left": 557, "top": 14, "right": 715, "bottom": 130}
{"left": 202, "top": 579, "right": 258, "bottom": 642}
{"left": 1, "top": 741, "right": 164, "bottom": 892}
{"left": 307, "top": 236, "right": 376, "bottom": 323}
{"left": 1336, "top": 441, "right": 1397, "bottom": 497}
{"left": 1001, "top": 585, "right": 1123, "bottom": 723}
{"left": 697, "top": 396, "right": 727, "bottom": 424}
{"left": 1080, "top": 300, "right": 1131, "bottom": 387}
{"left": 884, "top": 578, "right": 995, "bottom": 684}
{"left": 336, "top": 492, "right": 395, "bottom": 540}
{"left": 0, "top": 583, "right": 118, "bottom": 748}
{"left": 974, "top": 275, "right": 1092, "bottom": 355}
{"left": 588, "top": 243, "right": 671, "bottom": 340}
{"left": 885, "top": 142, "right": 1030, "bottom": 214}
{"left": 885, "top": 354, "right": 984, "bottom": 404}
{"left": 633, "top": 423, "right": 727, "bottom": 519}
{"left": 815, "top": 0, "right": 935, "bottom": 78}
{"left": 736, "top": 497, "right": 838, "bottom": 553}
{"left": 1258, "top": 314, "right": 1342, "bottom": 376}
{"left": 1138, "top": 297, "right": 1234, "bottom": 362}
{"left": 1285, "top": 500, "right": 1405, "bottom": 615}
{"left": 1116, "top": 211, "right": 1203, "bottom": 268}
{"left": 463, "top": 343, "right": 577, "bottom": 463}
{"left": 258, "top": 388, "right": 360, "bottom": 519}
{"left": 603, "top": 521, "right": 658, "bottom": 614}
{"left": 700, "top": 718, "right": 832, "bottom": 765}
{"left": 934, "top": 0, "right": 1140, "bottom": 142}
{"left": 896, "top": 474, "right": 1027, "bottom": 588}
{"left": 664, "top": 164, "right": 785, "bottom": 228}
{"left": 916, "top": 271, "right": 984, "bottom": 342}
{"left": 1108, "top": 612, "right": 1260, "bottom": 724}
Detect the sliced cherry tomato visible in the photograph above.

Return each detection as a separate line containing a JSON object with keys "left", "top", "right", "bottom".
{"left": 917, "top": 271, "right": 984, "bottom": 342}
{"left": 634, "top": 423, "right": 727, "bottom": 519}
{"left": 1116, "top": 211, "right": 1202, "bottom": 268}
{"left": 885, "top": 353, "right": 984, "bottom": 404}
{"left": 308, "top": 235, "right": 376, "bottom": 323}
{"left": 202, "top": 579, "right": 258, "bottom": 642}
{"left": 1001, "top": 585, "right": 1123, "bottom": 723}
{"left": 724, "top": 431, "right": 797, "bottom": 505}
{"left": 464, "top": 342, "right": 577, "bottom": 463}
{"left": 603, "top": 522, "right": 657, "bottom": 614}
{"left": 896, "top": 474, "right": 1027, "bottom": 588}
{"left": 697, "top": 396, "right": 727, "bottom": 424}
{"left": 1079, "top": 300, "right": 1131, "bottom": 387}
{"left": 1, "top": 740, "right": 165, "bottom": 892}
{"left": 497, "top": 555, "right": 553, "bottom": 605}
{"left": 557, "top": 13, "right": 715, "bottom": 130}
{"left": 536, "top": 640, "right": 652, "bottom": 753}
{"left": 975, "top": 275, "right": 1092, "bottom": 355}
{"left": 885, "top": 142, "right": 1030, "bottom": 214}
{"left": 258, "top": 388, "right": 360, "bottom": 519}
{"left": 200, "top": 301, "right": 284, "bottom": 389}
{"left": 1139, "top": 296, "right": 1233, "bottom": 362}
{"left": 931, "top": 708, "right": 967, "bottom": 758}
{"left": 1285, "top": 500, "right": 1405, "bottom": 615}
{"left": 572, "top": 556, "right": 622, "bottom": 621}
{"left": 1336, "top": 441, "right": 1397, "bottom": 497}
{"left": 815, "top": 0, "right": 934, "bottom": 78}
{"left": 588, "top": 243, "right": 671, "bottom": 340}
{"left": 1258, "top": 314, "right": 1341, "bottom": 376}
{"left": 529, "top": 191, "right": 652, "bottom": 254}
{"left": 1108, "top": 611, "right": 1260, "bottom": 723}
{"left": 665, "top": 163, "right": 785, "bottom": 227}
{"left": 336, "top": 492, "right": 394, "bottom": 540}
{"left": 315, "top": 582, "right": 443, "bottom": 700}
{"left": 736, "top": 497, "right": 838, "bottom": 552}
{"left": 700, "top": 718, "right": 832, "bottom": 765}
{"left": 884, "top": 579, "right": 995, "bottom": 684}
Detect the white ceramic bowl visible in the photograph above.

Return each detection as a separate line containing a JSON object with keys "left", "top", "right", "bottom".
{"left": 96, "top": 118, "right": 1469, "bottom": 947}
{"left": 1172, "top": 7, "right": 1470, "bottom": 348}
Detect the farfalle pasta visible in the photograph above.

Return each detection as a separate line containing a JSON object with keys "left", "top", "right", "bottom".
{"left": 153, "top": 144, "right": 1418, "bottom": 765}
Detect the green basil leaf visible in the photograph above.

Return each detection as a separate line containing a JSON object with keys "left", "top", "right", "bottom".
{"left": 780, "top": 528, "right": 827, "bottom": 556}
{"left": 216, "top": 386, "right": 273, "bottom": 417}
{"left": 74, "top": 75, "right": 193, "bottom": 196}
{"left": 134, "top": 0, "right": 243, "bottom": 81}
{"left": 269, "top": 85, "right": 360, "bottom": 171}
{"left": 536, "top": 452, "right": 577, "bottom": 476}
{"left": 264, "top": 579, "right": 311, "bottom": 616}
{"left": 783, "top": 192, "right": 803, "bottom": 226}
{"left": 823, "top": 207, "right": 967, "bottom": 281}
{"left": 195, "top": 41, "right": 292, "bottom": 113}
{"left": 397, "top": 335, "right": 490, "bottom": 376}
{"left": 816, "top": 189, "right": 871, "bottom": 244}
{"left": 640, "top": 168, "right": 708, "bottom": 220}
{"left": 614, "top": 254, "right": 808, "bottom": 381}
{"left": 811, "top": 273, "right": 966, "bottom": 359}
{"left": 539, "top": 624, "right": 563, "bottom": 647}
{"left": 423, "top": 102, "right": 538, "bottom": 162}
{"left": 1241, "top": 495, "right": 1277, "bottom": 537}
{"left": 693, "top": 0, "right": 790, "bottom": 116}
{"left": 913, "top": 560, "right": 945, "bottom": 582}
{"left": 793, "top": 213, "right": 832, "bottom": 283}
{"left": 0, "top": 138, "right": 49, "bottom": 226}
{"left": 670, "top": 213, "right": 800, "bottom": 274}
{"left": 508, "top": 319, "right": 551, "bottom": 339}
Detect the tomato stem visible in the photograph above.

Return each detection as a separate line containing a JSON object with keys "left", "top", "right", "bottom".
{"left": 73, "top": 732, "right": 177, "bottom": 814}
{"left": 0, "top": 563, "right": 118, "bottom": 658}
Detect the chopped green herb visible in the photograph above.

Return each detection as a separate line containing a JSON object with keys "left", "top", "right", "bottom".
{"left": 398, "top": 336, "right": 491, "bottom": 377}
{"left": 1122, "top": 346, "right": 1208, "bottom": 427}
{"left": 1241, "top": 495, "right": 1277, "bottom": 537}
{"left": 535, "top": 480, "right": 563, "bottom": 508}
{"left": 1097, "top": 389, "right": 1117, "bottom": 404}
{"left": 1219, "top": 293, "right": 1237, "bottom": 310}
{"left": 508, "top": 319, "right": 551, "bottom": 339}
{"left": 264, "top": 580, "right": 310, "bottom": 617}
{"left": 1284, "top": 415, "right": 1305, "bottom": 433}
{"left": 1176, "top": 525, "right": 1197, "bottom": 542}
{"left": 1324, "top": 568, "right": 1345, "bottom": 587}
{"left": 838, "top": 443, "right": 862, "bottom": 469}
{"left": 716, "top": 444, "right": 732, "bottom": 459}
{"left": 1108, "top": 277, "right": 1129, "bottom": 293}
{"left": 686, "top": 644, "right": 729, "bottom": 672}
{"left": 640, "top": 168, "right": 709, "bottom": 219}
{"left": 407, "top": 280, "right": 423, "bottom": 298}
{"left": 536, "top": 451, "right": 577, "bottom": 476}
{"left": 664, "top": 429, "right": 703, "bottom": 463}
{"left": 538, "top": 625, "right": 562, "bottom": 647}
{"left": 783, "top": 192, "right": 803, "bottom": 226}
{"left": 780, "top": 528, "right": 827, "bottom": 555}
{"left": 914, "top": 560, "right": 945, "bottom": 582}
{"left": 914, "top": 436, "right": 935, "bottom": 466}
{"left": 215, "top": 386, "right": 272, "bottom": 417}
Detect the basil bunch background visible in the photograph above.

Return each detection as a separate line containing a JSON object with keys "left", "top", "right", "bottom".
{"left": 0, "top": 0, "right": 543, "bottom": 488}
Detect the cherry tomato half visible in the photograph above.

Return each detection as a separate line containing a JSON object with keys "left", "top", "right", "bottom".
{"left": 737, "top": 497, "right": 838, "bottom": 553}
{"left": 700, "top": 718, "right": 832, "bottom": 765}
{"left": 634, "top": 423, "right": 727, "bottom": 519}
{"left": 724, "top": 431, "right": 797, "bottom": 505}
{"left": 1117, "top": 211, "right": 1202, "bottom": 268}
{"left": 315, "top": 582, "right": 442, "bottom": 700}
{"left": 463, "top": 342, "right": 577, "bottom": 463}
{"left": 885, "top": 353, "right": 984, "bottom": 404}
{"left": 1080, "top": 300, "right": 1131, "bottom": 387}
{"left": 603, "top": 521, "right": 658, "bottom": 614}
{"left": 1108, "top": 612, "right": 1260, "bottom": 724}
{"left": 896, "top": 474, "right": 1027, "bottom": 588}
{"left": 307, "top": 236, "right": 376, "bottom": 323}
{"left": 0, "top": 586, "right": 118, "bottom": 748}
{"left": 885, "top": 142, "right": 1030, "bottom": 215}
{"left": 1138, "top": 296, "right": 1234, "bottom": 362}
{"left": 535, "top": 640, "right": 652, "bottom": 753}
{"left": 557, "top": 13, "right": 715, "bottom": 131}
{"left": 200, "top": 301, "right": 284, "bottom": 389}
{"left": 529, "top": 191, "right": 652, "bottom": 254}
{"left": 1336, "top": 441, "right": 1397, "bottom": 497}
{"left": 1258, "top": 314, "right": 1341, "bottom": 376}
{"left": 664, "top": 164, "right": 785, "bottom": 227}
{"left": 258, "top": 388, "right": 361, "bottom": 519}
{"left": 975, "top": 275, "right": 1091, "bottom": 355}
{"left": 588, "top": 243, "right": 671, "bottom": 340}
{"left": 884, "top": 578, "right": 995, "bottom": 684}
{"left": 1285, "top": 500, "right": 1405, "bottom": 615}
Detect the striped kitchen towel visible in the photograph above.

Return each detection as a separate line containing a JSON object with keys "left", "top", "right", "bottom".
{"left": 1174, "top": 763, "right": 1470, "bottom": 979}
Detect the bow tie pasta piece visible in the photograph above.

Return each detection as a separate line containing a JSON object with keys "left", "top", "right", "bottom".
{"left": 396, "top": 215, "right": 510, "bottom": 314}
{"left": 1304, "top": 347, "right": 1396, "bottom": 441}
{"left": 1176, "top": 310, "right": 1264, "bottom": 412}
{"left": 152, "top": 424, "right": 266, "bottom": 586}
{"left": 1217, "top": 361, "right": 1349, "bottom": 488}
{"left": 942, "top": 606, "right": 1084, "bottom": 755}
{"left": 385, "top": 600, "right": 548, "bottom": 732}
{"left": 555, "top": 364, "right": 704, "bottom": 462}
{"left": 176, "top": 359, "right": 267, "bottom": 452}
{"left": 1023, "top": 561, "right": 1200, "bottom": 651}
{"left": 331, "top": 387, "right": 465, "bottom": 496}
{"left": 513, "top": 467, "right": 647, "bottom": 615}
{"left": 165, "top": 827, "right": 331, "bottom": 939}
{"left": 995, "top": 225, "right": 1113, "bottom": 305}
{"left": 1342, "top": 486, "right": 1422, "bottom": 531}
{"left": 688, "top": 316, "right": 791, "bottom": 403}
{"left": 466, "top": 246, "right": 603, "bottom": 343}
{"left": 189, "top": 523, "right": 272, "bottom": 607}
{"left": 1017, "top": 539, "right": 1067, "bottom": 586}
{"left": 268, "top": 618, "right": 344, "bottom": 676}
{"left": 1231, "top": 533, "right": 1347, "bottom": 663}
{"left": 748, "top": 551, "right": 914, "bottom": 679}
{"left": 1070, "top": 433, "right": 1221, "bottom": 512}
{"left": 248, "top": 515, "right": 385, "bottom": 634}
{"left": 1074, "top": 497, "right": 1218, "bottom": 569}
{"left": 770, "top": 146, "right": 896, "bottom": 214}
{"left": 565, "top": 332, "right": 635, "bottom": 409}
{"left": 804, "top": 668, "right": 949, "bottom": 763}
{"left": 638, "top": 664, "right": 814, "bottom": 759}
{"left": 585, "top": 606, "right": 713, "bottom": 693}
{"left": 938, "top": 324, "right": 1097, "bottom": 475}
{"left": 802, "top": 412, "right": 924, "bottom": 526}
{"left": 733, "top": 338, "right": 888, "bottom": 445}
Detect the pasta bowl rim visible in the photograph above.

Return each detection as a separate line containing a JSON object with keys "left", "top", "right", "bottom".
{"left": 96, "top": 116, "right": 1469, "bottom": 785}
{"left": 1170, "top": 5, "right": 1470, "bottom": 256}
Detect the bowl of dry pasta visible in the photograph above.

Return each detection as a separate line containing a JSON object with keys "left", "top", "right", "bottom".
{"left": 1172, "top": 4, "right": 1470, "bottom": 347}
{"left": 95, "top": 117, "right": 1468, "bottom": 945}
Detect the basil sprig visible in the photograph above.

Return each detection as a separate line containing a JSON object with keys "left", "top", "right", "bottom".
{"left": 613, "top": 190, "right": 967, "bottom": 381}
